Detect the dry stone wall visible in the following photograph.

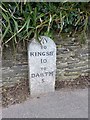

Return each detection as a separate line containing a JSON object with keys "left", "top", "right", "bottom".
{"left": 2, "top": 36, "right": 89, "bottom": 87}
{"left": 2, "top": 44, "right": 28, "bottom": 87}
{"left": 56, "top": 36, "right": 89, "bottom": 82}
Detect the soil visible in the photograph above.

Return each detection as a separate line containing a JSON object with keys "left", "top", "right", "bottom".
{"left": 2, "top": 75, "right": 90, "bottom": 108}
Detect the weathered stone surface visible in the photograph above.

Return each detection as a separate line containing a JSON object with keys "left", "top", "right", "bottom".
{"left": 28, "top": 36, "right": 56, "bottom": 96}
{"left": 1, "top": 35, "right": 89, "bottom": 88}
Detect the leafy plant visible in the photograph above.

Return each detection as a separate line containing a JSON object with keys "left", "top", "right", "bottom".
{"left": 1, "top": 2, "right": 90, "bottom": 47}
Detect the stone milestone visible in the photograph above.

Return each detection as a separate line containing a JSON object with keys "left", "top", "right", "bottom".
{"left": 28, "top": 36, "right": 56, "bottom": 96}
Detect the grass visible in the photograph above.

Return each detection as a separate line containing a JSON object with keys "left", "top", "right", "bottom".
{"left": 1, "top": 2, "right": 90, "bottom": 47}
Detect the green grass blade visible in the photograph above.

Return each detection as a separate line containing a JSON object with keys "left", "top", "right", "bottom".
{"left": 3, "top": 22, "right": 27, "bottom": 45}
{"left": 2, "top": 24, "right": 10, "bottom": 40}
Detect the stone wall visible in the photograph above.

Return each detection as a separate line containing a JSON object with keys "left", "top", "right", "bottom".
{"left": 2, "top": 36, "right": 89, "bottom": 88}
{"left": 55, "top": 36, "right": 89, "bottom": 82}
{"left": 2, "top": 44, "right": 28, "bottom": 87}
{"left": 0, "top": 49, "right": 1, "bottom": 106}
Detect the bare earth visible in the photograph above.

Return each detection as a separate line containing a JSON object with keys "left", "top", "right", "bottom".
{"left": 2, "top": 75, "right": 90, "bottom": 107}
